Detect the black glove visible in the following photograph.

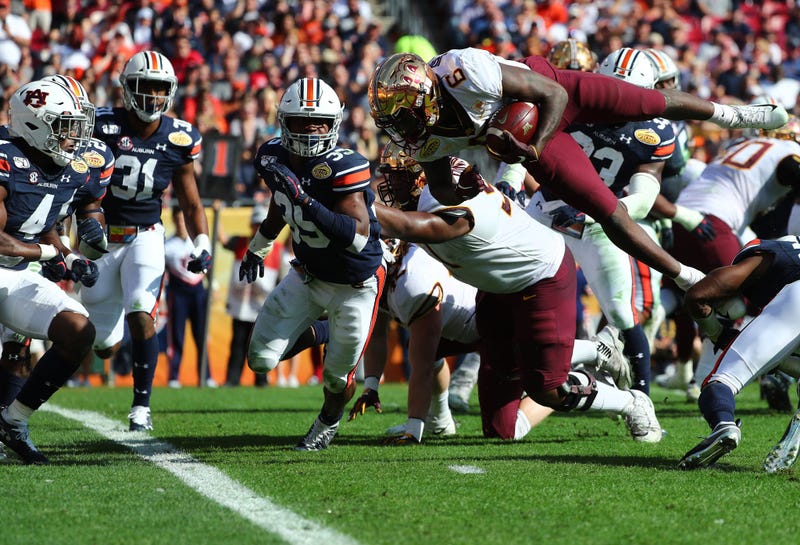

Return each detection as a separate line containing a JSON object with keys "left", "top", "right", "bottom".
{"left": 76, "top": 218, "right": 108, "bottom": 254}
{"left": 264, "top": 162, "right": 309, "bottom": 205}
{"left": 692, "top": 216, "right": 716, "bottom": 242}
{"left": 348, "top": 389, "right": 382, "bottom": 421}
{"left": 69, "top": 257, "right": 99, "bottom": 287}
{"left": 42, "top": 253, "right": 68, "bottom": 282}
{"left": 660, "top": 225, "right": 674, "bottom": 250}
{"left": 238, "top": 250, "right": 265, "bottom": 283}
{"left": 494, "top": 181, "right": 518, "bottom": 202}
{"left": 187, "top": 250, "right": 212, "bottom": 274}
{"left": 551, "top": 205, "right": 586, "bottom": 229}
{"left": 713, "top": 327, "right": 740, "bottom": 354}
{"left": 486, "top": 129, "right": 539, "bottom": 164}
{"left": 454, "top": 164, "right": 487, "bottom": 201}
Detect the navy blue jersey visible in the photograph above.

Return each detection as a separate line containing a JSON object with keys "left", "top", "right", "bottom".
{"left": 61, "top": 138, "right": 115, "bottom": 219}
{"left": 254, "top": 139, "right": 383, "bottom": 284}
{"left": 93, "top": 107, "right": 201, "bottom": 226}
{"left": 0, "top": 139, "right": 94, "bottom": 269}
{"left": 732, "top": 236, "right": 800, "bottom": 309}
{"left": 662, "top": 120, "right": 689, "bottom": 179}
{"left": 565, "top": 118, "right": 675, "bottom": 197}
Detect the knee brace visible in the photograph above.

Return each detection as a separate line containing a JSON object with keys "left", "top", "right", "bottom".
{"left": 554, "top": 370, "right": 598, "bottom": 412}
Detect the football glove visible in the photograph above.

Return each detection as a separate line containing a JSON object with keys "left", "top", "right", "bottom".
{"left": 486, "top": 129, "right": 539, "bottom": 164}
{"left": 454, "top": 164, "right": 487, "bottom": 201}
{"left": 239, "top": 250, "right": 265, "bottom": 283}
{"left": 187, "top": 250, "right": 212, "bottom": 274}
{"left": 264, "top": 162, "right": 309, "bottom": 205}
{"left": 76, "top": 217, "right": 108, "bottom": 254}
{"left": 348, "top": 389, "right": 382, "bottom": 421}
{"left": 41, "top": 253, "right": 69, "bottom": 282}
{"left": 692, "top": 216, "right": 717, "bottom": 242}
{"left": 494, "top": 181, "right": 518, "bottom": 202}
{"left": 660, "top": 223, "right": 674, "bottom": 250}
{"left": 551, "top": 205, "right": 586, "bottom": 229}
{"left": 69, "top": 256, "right": 99, "bottom": 287}
{"left": 713, "top": 326, "right": 740, "bottom": 354}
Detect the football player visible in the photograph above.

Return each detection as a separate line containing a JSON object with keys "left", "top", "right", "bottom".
{"left": 679, "top": 235, "right": 800, "bottom": 471}
{"left": 367, "top": 48, "right": 789, "bottom": 294}
{"left": 80, "top": 50, "right": 212, "bottom": 431}
{"left": 655, "top": 118, "right": 800, "bottom": 404}
{"left": 0, "top": 75, "right": 114, "bottom": 406}
{"left": 0, "top": 80, "right": 103, "bottom": 464}
{"left": 526, "top": 47, "right": 676, "bottom": 395}
{"left": 372, "top": 151, "right": 662, "bottom": 443}
{"left": 239, "top": 77, "right": 386, "bottom": 451}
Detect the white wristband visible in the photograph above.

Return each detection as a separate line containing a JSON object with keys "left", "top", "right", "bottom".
{"left": 673, "top": 205, "right": 704, "bottom": 231}
{"left": 192, "top": 233, "right": 212, "bottom": 256}
{"left": 37, "top": 244, "right": 58, "bottom": 261}
{"left": 65, "top": 253, "right": 80, "bottom": 268}
{"left": 248, "top": 230, "right": 275, "bottom": 259}
{"left": 364, "top": 376, "right": 380, "bottom": 392}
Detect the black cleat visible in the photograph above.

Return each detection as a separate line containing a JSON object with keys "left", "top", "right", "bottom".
{"left": 0, "top": 409, "right": 49, "bottom": 465}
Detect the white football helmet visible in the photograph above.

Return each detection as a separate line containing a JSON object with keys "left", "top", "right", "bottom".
{"left": 120, "top": 50, "right": 178, "bottom": 122}
{"left": 8, "top": 80, "right": 89, "bottom": 167}
{"left": 599, "top": 47, "right": 658, "bottom": 89}
{"left": 645, "top": 49, "right": 681, "bottom": 90}
{"left": 42, "top": 74, "right": 95, "bottom": 140}
{"left": 278, "top": 77, "right": 343, "bottom": 157}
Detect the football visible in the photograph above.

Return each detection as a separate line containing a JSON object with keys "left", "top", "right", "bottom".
{"left": 485, "top": 101, "right": 539, "bottom": 163}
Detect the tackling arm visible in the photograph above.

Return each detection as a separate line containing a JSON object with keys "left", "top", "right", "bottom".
{"left": 618, "top": 162, "right": 664, "bottom": 221}
{"left": 376, "top": 203, "right": 473, "bottom": 243}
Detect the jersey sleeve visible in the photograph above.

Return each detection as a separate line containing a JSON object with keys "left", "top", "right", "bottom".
{"left": 634, "top": 120, "right": 675, "bottom": 162}
{"left": 331, "top": 154, "right": 371, "bottom": 193}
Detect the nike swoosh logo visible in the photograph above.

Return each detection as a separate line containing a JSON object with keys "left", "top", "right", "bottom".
{"left": 522, "top": 294, "right": 536, "bottom": 301}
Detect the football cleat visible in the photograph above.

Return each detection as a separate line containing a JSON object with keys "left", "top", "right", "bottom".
{"left": 622, "top": 390, "right": 663, "bottom": 443}
{"left": 0, "top": 408, "right": 49, "bottom": 465}
{"left": 592, "top": 324, "right": 632, "bottom": 390}
{"left": 678, "top": 420, "right": 741, "bottom": 469}
{"left": 381, "top": 432, "right": 420, "bottom": 446}
{"left": 720, "top": 103, "right": 789, "bottom": 130}
{"left": 295, "top": 417, "right": 338, "bottom": 451}
{"left": 763, "top": 409, "right": 800, "bottom": 473}
{"left": 128, "top": 405, "right": 153, "bottom": 431}
{"left": 760, "top": 372, "right": 793, "bottom": 412}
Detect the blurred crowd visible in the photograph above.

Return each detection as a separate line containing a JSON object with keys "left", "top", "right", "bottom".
{"left": 1, "top": 0, "right": 799, "bottom": 198}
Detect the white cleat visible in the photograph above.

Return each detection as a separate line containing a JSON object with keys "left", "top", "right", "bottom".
{"left": 722, "top": 103, "right": 789, "bottom": 130}
{"left": 593, "top": 325, "right": 632, "bottom": 390}
{"left": 763, "top": 410, "right": 800, "bottom": 473}
{"left": 128, "top": 405, "right": 153, "bottom": 431}
{"left": 622, "top": 390, "right": 662, "bottom": 443}
{"left": 679, "top": 421, "right": 741, "bottom": 469}
{"left": 385, "top": 415, "right": 457, "bottom": 437}
{"left": 295, "top": 417, "right": 338, "bottom": 451}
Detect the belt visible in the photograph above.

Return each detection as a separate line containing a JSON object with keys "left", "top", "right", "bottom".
{"left": 107, "top": 224, "right": 158, "bottom": 243}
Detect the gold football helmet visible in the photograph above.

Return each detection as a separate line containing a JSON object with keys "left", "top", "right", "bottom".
{"left": 376, "top": 142, "right": 426, "bottom": 211}
{"left": 548, "top": 39, "right": 596, "bottom": 72}
{"left": 368, "top": 53, "right": 441, "bottom": 151}
{"left": 759, "top": 115, "right": 800, "bottom": 142}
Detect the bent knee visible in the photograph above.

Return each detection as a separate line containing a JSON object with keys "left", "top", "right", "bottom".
{"left": 247, "top": 350, "right": 279, "bottom": 374}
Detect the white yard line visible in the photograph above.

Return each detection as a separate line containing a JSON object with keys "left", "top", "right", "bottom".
{"left": 41, "top": 404, "right": 362, "bottom": 545}
{"left": 448, "top": 465, "right": 486, "bottom": 474}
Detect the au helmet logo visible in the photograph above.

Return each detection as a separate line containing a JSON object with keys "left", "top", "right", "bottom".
{"left": 23, "top": 89, "right": 49, "bottom": 108}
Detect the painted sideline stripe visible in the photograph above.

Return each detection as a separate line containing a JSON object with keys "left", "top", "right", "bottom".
{"left": 448, "top": 465, "right": 486, "bottom": 474}
{"left": 42, "top": 404, "right": 362, "bottom": 545}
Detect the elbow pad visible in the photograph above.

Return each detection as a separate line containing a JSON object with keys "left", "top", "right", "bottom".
{"left": 618, "top": 172, "right": 660, "bottom": 220}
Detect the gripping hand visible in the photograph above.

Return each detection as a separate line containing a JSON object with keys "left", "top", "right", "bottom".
{"left": 239, "top": 250, "right": 265, "bottom": 283}
{"left": 77, "top": 218, "right": 108, "bottom": 254}
{"left": 551, "top": 205, "right": 586, "bottom": 229}
{"left": 42, "top": 253, "right": 68, "bottom": 282}
{"left": 69, "top": 257, "right": 100, "bottom": 287}
{"left": 264, "top": 162, "right": 309, "bottom": 205}
{"left": 494, "top": 181, "right": 518, "bottom": 202}
{"left": 693, "top": 216, "right": 716, "bottom": 242}
{"left": 187, "top": 250, "right": 212, "bottom": 274}
{"left": 485, "top": 128, "right": 539, "bottom": 164}
{"left": 348, "top": 389, "right": 382, "bottom": 421}
{"left": 454, "top": 164, "right": 487, "bottom": 201}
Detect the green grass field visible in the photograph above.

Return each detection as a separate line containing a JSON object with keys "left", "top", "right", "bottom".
{"left": 3, "top": 382, "right": 800, "bottom": 545}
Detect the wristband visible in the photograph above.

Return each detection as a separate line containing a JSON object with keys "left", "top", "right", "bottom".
{"left": 364, "top": 376, "right": 380, "bottom": 392}
{"left": 65, "top": 253, "right": 80, "bottom": 268}
{"left": 192, "top": 233, "right": 212, "bottom": 255}
{"left": 673, "top": 205, "right": 704, "bottom": 231}
{"left": 37, "top": 244, "right": 58, "bottom": 261}
{"left": 247, "top": 230, "right": 275, "bottom": 259}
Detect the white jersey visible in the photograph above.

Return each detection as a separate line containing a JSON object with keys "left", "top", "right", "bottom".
{"left": 676, "top": 138, "right": 800, "bottom": 234}
{"left": 387, "top": 243, "right": 479, "bottom": 344}
{"left": 417, "top": 185, "right": 565, "bottom": 294}
{"left": 414, "top": 48, "right": 528, "bottom": 162}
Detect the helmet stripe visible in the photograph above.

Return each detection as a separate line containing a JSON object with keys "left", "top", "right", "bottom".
{"left": 148, "top": 51, "right": 160, "bottom": 71}
{"left": 615, "top": 48, "right": 635, "bottom": 75}
{"left": 303, "top": 78, "right": 318, "bottom": 107}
